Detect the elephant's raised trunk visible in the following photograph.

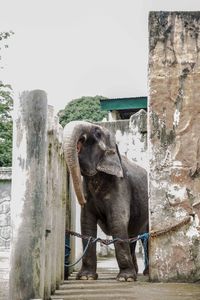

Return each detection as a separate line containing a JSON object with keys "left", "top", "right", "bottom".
{"left": 63, "top": 121, "right": 96, "bottom": 206}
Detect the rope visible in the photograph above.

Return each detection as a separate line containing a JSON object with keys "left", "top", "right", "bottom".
{"left": 139, "top": 233, "right": 149, "bottom": 269}
{"left": 65, "top": 236, "right": 92, "bottom": 267}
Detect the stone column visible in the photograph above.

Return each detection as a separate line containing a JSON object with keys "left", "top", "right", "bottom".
{"left": 44, "top": 107, "right": 67, "bottom": 298}
{"left": 149, "top": 12, "right": 200, "bottom": 281}
{"left": 55, "top": 118, "right": 63, "bottom": 288}
{"left": 50, "top": 119, "right": 59, "bottom": 293}
{"left": 9, "top": 90, "right": 47, "bottom": 299}
{"left": 44, "top": 106, "right": 54, "bottom": 299}
{"left": 60, "top": 154, "right": 67, "bottom": 281}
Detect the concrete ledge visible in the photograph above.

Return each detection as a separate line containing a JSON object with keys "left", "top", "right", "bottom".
{"left": 0, "top": 168, "right": 12, "bottom": 180}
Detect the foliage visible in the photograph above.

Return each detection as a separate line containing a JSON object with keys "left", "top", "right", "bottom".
{"left": 0, "top": 82, "right": 13, "bottom": 166}
{"left": 0, "top": 31, "right": 14, "bottom": 167}
{"left": 0, "top": 31, "right": 14, "bottom": 69}
{"left": 58, "top": 96, "right": 108, "bottom": 127}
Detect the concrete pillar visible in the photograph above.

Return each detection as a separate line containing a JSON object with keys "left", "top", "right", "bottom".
{"left": 44, "top": 108, "right": 67, "bottom": 297}
{"left": 50, "top": 116, "right": 58, "bottom": 294}
{"left": 149, "top": 12, "right": 200, "bottom": 281}
{"left": 46, "top": 114, "right": 67, "bottom": 293}
{"left": 44, "top": 106, "right": 54, "bottom": 299}
{"left": 60, "top": 128, "right": 67, "bottom": 282}
{"left": 9, "top": 90, "right": 47, "bottom": 299}
{"left": 55, "top": 119, "right": 63, "bottom": 288}
{"left": 61, "top": 156, "right": 67, "bottom": 281}
{"left": 69, "top": 178, "right": 82, "bottom": 271}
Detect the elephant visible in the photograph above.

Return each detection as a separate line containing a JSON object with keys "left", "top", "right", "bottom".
{"left": 63, "top": 120, "right": 149, "bottom": 281}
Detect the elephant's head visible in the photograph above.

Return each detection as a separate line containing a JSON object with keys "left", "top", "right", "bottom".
{"left": 63, "top": 121, "right": 123, "bottom": 206}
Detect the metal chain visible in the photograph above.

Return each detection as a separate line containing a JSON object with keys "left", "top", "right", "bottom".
{"left": 66, "top": 229, "right": 149, "bottom": 245}
{"left": 65, "top": 230, "right": 149, "bottom": 269}
{"left": 150, "top": 216, "right": 191, "bottom": 238}
{"left": 66, "top": 216, "right": 191, "bottom": 242}
{"left": 65, "top": 217, "right": 191, "bottom": 269}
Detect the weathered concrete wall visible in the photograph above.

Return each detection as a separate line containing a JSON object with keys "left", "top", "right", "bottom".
{"left": 0, "top": 168, "right": 11, "bottom": 300}
{"left": 9, "top": 91, "right": 69, "bottom": 300}
{"left": 0, "top": 168, "right": 11, "bottom": 251}
{"left": 101, "top": 109, "right": 148, "bottom": 169}
{"left": 44, "top": 106, "right": 68, "bottom": 298}
{"left": 149, "top": 12, "right": 200, "bottom": 282}
{"left": 9, "top": 90, "right": 47, "bottom": 300}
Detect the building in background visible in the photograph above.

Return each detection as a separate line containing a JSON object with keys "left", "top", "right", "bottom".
{"left": 100, "top": 96, "right": 147, "bottom": 121}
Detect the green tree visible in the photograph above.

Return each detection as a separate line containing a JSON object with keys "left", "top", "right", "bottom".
{"left": 0, "top": 31, "right": 14, "bottom": 68}
{"left": 0, "top": 82, "right": 13, "bottom": 166}
{"left": 58, "top": 96, "right": 108, "bottom": 127}
{"left": 0, "top": 31, "right": 14, "bottom": 166}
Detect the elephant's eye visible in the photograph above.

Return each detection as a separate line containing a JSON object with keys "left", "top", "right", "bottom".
{"left": 79, "top": 134, "right": 87, "bottom": 144}
{"left": 95, "top": 131, "right": 101, "bottom": 139}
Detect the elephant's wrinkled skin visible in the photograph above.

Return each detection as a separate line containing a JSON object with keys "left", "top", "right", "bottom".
{"left": 63, "top": 121, "right": 148, "bottom": 281}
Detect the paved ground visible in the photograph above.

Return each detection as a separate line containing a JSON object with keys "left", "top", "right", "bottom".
{"left": 51, "top": 258, "right": 200, "bottom": 300}
{"left": 97, "top": 255, "right": 145, "bottom": 272}
{"left": 1, "top": 255, "right": 200, "bottom": 300}
{"left": 0, "top": 252, "right": 9, "bottom": 300}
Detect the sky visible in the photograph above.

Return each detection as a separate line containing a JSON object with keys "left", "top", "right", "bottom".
{"left": 1, "top": 0, "right": 200, "bottom": 112}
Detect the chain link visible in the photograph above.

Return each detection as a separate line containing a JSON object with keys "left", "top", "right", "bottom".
{"left": 65, "top": 229, "right": 149, "bottom": 269}
{"left": 65, "top": 216, "right": 191, "bottom": 269}
{"left": 66, "top": 229, "right": 149, "bottom": 245}
{"left": 66, "top": 215, "right": 191, "bottom": 245}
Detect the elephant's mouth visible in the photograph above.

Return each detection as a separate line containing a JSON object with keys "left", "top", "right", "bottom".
{"left": 80, "top": 168, "right": 97, "bottom": 177}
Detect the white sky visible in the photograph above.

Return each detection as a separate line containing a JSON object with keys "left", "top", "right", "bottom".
{"left": 1, "top": 0, "right": 200, "bottom": 111}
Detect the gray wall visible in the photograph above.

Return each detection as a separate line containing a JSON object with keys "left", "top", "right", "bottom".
{"left": 0, "top": 168, "right": 11, "bottom": 252}
{"left": 101, "top": 109, "right": 147, "bottom": 169}
{"left": 149, "top": 12, "right": 200, "bottom": 282}
{"left": 9, "top": 91, "right": 69, "bottom": 300}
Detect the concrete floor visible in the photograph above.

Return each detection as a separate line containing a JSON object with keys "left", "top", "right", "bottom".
{"left": 51, "top": 257, "right": 200, "bottom": 300}
{"left": 97, "top": 255, "right": 145, "bottom": 273}
{"left": 0, "top": 251, "right": 9, "bottom": 300}
{"left": 1, "top": 254, "right": 200, "bottom": 300}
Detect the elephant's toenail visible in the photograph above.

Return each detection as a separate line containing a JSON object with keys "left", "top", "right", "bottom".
{"left": 88, "top": 276, "right": 95, "bottom": 280}
{"left": 127, "top": 277, "right": 134, "bottom": 282}
{"left": 80, "top": 276, "right": 88, "bottom": 280}
{"left": 118, "top": 277, "right": 126, "bottom": 282}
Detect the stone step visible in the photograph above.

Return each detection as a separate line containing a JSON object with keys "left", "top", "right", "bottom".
{"left": 67, "top": 272, "right": 147, "bottom": 283}
{"left": 60, "top": 278, "right": 147, "bottom": 289}
{"left": 51, "top": 280, "right": 200, "bottom": 300}
{"left": 51, "top": 270, "right": 200, "bottom": 300}
{"left": 51, "top": 293, "right": 141, "bottom": 300}
{"left": 68, "top": 273, "right": 118, "bottom": 280}
{"left": 50, "top": 270, "right": 148, "bottom": 300}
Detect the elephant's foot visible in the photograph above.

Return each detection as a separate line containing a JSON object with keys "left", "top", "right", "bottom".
{"left": 76, "top": 270, "right": 98, "bottom": 280}
{"left": 116, "top": 269, "right": 137, "bottom": 282}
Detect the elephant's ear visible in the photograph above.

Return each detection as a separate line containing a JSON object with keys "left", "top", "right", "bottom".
{"left": 96, "top": 145, "right": 123, "bottom": 178}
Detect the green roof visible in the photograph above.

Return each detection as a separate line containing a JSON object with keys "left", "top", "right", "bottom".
{"left": 100, "top": 97, "right": 147, "bottom": 111}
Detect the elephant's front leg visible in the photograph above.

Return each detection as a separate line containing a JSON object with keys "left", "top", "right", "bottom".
{"left": 76, "top": 207, "right": 98, "bottom": 280}
{"left": 112, "top": 227, "right": 137, "bottom": 281}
